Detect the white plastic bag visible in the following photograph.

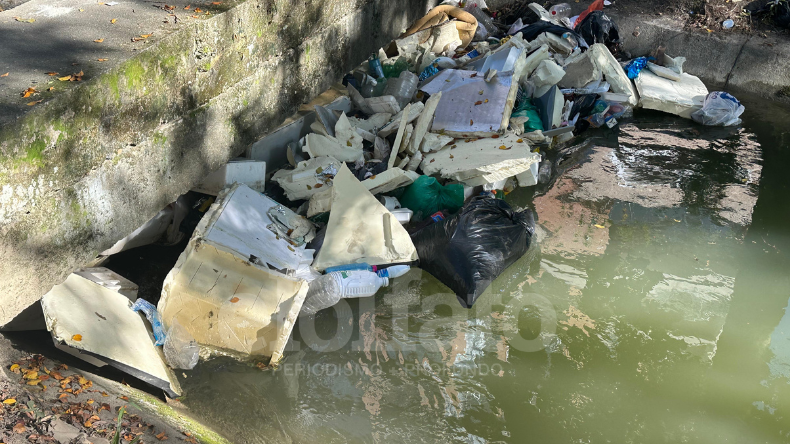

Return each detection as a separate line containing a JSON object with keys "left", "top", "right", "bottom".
{"left": 691, "top": 91, "right": 745, "bottom": 127}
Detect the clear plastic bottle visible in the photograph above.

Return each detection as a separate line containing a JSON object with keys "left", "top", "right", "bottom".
{"left": 549, "top": 3, "right": 571, "bottom": 19}
{"left": 377, "top": 265, "right": 410, "bottom": 279}
{"left": 301, "top": 271, "right": 389, "bottom": 316}
{"left": 382, "top": 71, "right": 418, "bottom": 109}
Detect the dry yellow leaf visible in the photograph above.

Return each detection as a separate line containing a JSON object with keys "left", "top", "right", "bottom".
{"left": 21, "top": 87, "right": 36, "bottom": 98}
{"left": 27, "top": 379, "right": 41, "bottom": 386}
{"left": 184, "top": 4, "right": 191, "bottom": 9}
{"left": 229, "top": 297, "right": 240, "bottom": 303}
{"left": 72, "top": 334, "right": 83, "bottom": 341}
{"left": 58, "top": 75, "right": 71, "bottom": 81}
{"left": 594, "top": 224, "right": 605, "bottom": 229}
{"left": 111, "top": 18, "right": 117, "bottom": 24}
{"left": 27, "top": 100, "right": 42, "bottom": 106}
{"left": 2, "top": 398, "right": 16, "bottom": 405}
{"left": 140, "top": 33, "right": 152, "bottom": 38}
{"left": 14, "top": 17, "right": 35, "bottom": 23}
{"left": 24, "top": 371, "right": 38, "bottom": 380}
{"left": 97, "top": 58, "right": 108, "bottom": 62}
{"left": 9, "top": 364, "right": 20, "bottom": 372}
{"left": 94, "top": 38, "right": 104, "bottom": 43}
{"left": 1, "top": 72, "right": 8, "bottom": 77}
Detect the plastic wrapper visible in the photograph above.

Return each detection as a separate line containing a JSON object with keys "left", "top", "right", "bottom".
{"left": 511, "top": 90, "right": 544, "bottom": 133}
{"left": 131, "top": 299, "right": 166, "bottom": 346}
{"left": 575, "top": 11, "right": 620, "bottom": 49}
{"left": 163, "top": 319, "right": 199, "bottom": 370}
{"left": 399, "top": 176, "right": 465, "bottom": 221}
{"left": 624, "top": 57, "right": 648, "bottom": 79}
{"left": 411, "top": 196, "right": 535, "bottom": 308}
{"left": 691, "top": 91, "right": 745, "bottom": 127}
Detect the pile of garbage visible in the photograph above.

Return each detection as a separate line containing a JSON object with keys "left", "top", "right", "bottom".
{"left": 3, "top": 0, "right": 748, "bottom": 398}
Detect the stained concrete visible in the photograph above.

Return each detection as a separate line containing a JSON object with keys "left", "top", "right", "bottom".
{"left": 0, "top": 0, "right": 438, "bottom": 326}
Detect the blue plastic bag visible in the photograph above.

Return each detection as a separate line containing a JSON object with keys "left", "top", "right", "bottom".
{"left": 131, "top": 299, "right": 166, "bottom": 346}
{"left": 624, "top": 57, "right": 648, "bottom": 79}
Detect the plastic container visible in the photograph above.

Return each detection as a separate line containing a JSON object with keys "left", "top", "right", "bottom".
{"left": 382, "top": 71, "right": 418, "bottom": 110}
{"left": 131, "top": 299, "right": 166, "bottom": 346}
{"left": 723, "top": 19, "right": 734, "bottom": 29}
{"left": 368, "top": 54, "right": 385, "bottom": 79}
{"left": 301, "top": 271, "right": 389, "bottom": 316}
{"left": 377, "top": 265, "right": 411, "bottom": 279}
{"left": 163, "top": 319, "right": 199, "bottom": 370}
{"left": 549, "top": 3, "right": 571, "bottom": 19}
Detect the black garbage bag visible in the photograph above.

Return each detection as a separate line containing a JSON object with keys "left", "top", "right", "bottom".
{"left": 575, "top": 11, "right": 621, "bottom": 49}
{"left": 514, "top": 21, "right": 586, "bottom": 46}
{"left": 773, "top": 0, "right": 790, "bottom": 28}
{"left": 411, "top": 196, "right": 535, "bottom": 308}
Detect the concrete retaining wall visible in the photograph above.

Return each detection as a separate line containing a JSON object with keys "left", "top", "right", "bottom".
{"left": 0, "top": 0, "right": 438, "bottom": 326}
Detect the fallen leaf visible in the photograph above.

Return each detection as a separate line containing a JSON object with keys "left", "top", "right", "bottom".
{"left": 27, "top": 379, "right": 41, "bottom": 385}
{"left": 111, "top": 18, "right": 117, "bottom": 24}
{"left": 474, "top": 101, "right": 482, "bottom": 105}
{"left": 1, "top": 72, "right": 9, "bottom": 77}
{"left": 314, "top": 183, "right": 323, "bottom": 188}
{"left": 184, "top": 4, "right": 191, "bottom": 9}
{"left": 484, "top": 99, "right": 489, "bottom": 103}
{"left": 194, "top": 7, "right": 202, "bottom": 12}
{"left": 156, "top": 432, "right": 168, "bottom": 440}
{"left": 2, "top": 398, "right": 16, "bottom": 405}
{"left": 491, "top": 134, "right": 499, "bottom": 138}
{"left": 97, "top": 58, "right": 108, "bottom": 62}
{"left": 21, "top": 87, "right": 36, "bottom": 98}
{"left": 101, "top": 392, "right": 108, "bottom": 397}
{"left": 229, "top": 297, "right": 240, "bottom": 303}
{"left": 39, "top": 374, "right": 50, "bottom": 381}
{"left": 13, "top": 423, "right": 26, "bottom": 434}
{"left": 517, "top": 139, "right": 523, "bottom": 143}
{"left": 45, "top": 71, "right": 58, "bottom": 76}
{"left": 58, "top": 394, "right": 69, "bottom": 399}
{"left": 94, "top": 38, "right": 104, "bottom": 43}
{"left": 164, "top": 4, "right": 175, "bottom": 10}
{"left": 498, "top": 145, "right": 510, "bottom": 150}
{"left": 470, "top": 119, "right": 474, "bottom": 125}
{"left": 594, "top": 224, "right": 605, "bottom": 229}
{"left": 24, "top": 371, "right": 38, "bottom": 380}
{"left": 10, "top": 364, "right": 20, "bottom": 372}
{"left": 211, "top": 1, "right": 221, "bottom": 4}
{"left": 58, "top": 75, "right": 72, "bottom": 81}
{"left": 72, "top": 334, "right": 82, "bottom": 341}
{"left": 14, "top": 17, "right": 35, "bottom": 23}
{"left": 478, "top": 90, "right": 484, "bottom": 95}
{"left": 84, "top": 420, "right": 93, "bottom": 428}
{"left": 120, "top": 396, "right": 129, "bottom": 401}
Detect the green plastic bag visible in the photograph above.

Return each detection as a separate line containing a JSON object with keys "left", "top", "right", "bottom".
{"left": 511, "top": 97, "right": 543, "bottom": 133}
{"left": 399, "top": 176, "right": 464, "bottom": 221}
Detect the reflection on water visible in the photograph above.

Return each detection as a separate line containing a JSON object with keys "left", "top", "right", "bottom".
{"left": 179, "top": 99, "right": 790, "bottom": 444}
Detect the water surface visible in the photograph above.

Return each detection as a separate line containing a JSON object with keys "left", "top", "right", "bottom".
{"left": 180, "top": 96, "right": 790, "bottom": 444}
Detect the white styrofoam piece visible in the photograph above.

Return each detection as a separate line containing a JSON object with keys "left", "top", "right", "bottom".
{"left": 306, "top": 168, "right": 418, "bottom": 217}
{"left": 41, "top": 274, "right": 181, "bottom": 397}
{"left": 193, "top": 159, "right": 267, "bottom": 196}
{"left": 634, "top": 70, "right": 708, "bottom": 119}
{"left": 304, "top": 133, "right": 363, "bottom": 163}
{"left": 516, "top": 159, "right": 540, "bottom": 187}
{"left": 379, "top": 102, "right": 423, "bottom": 137}
{"left": 271, "top": 155, "right": 341, "bottom": 201}
{"left": 73, "top": 267, "right": 138, "bottom": 301}
{"left": 421, "top": 134, "right": 540, "bottom": 185}
{"left": 428, "top": 70, "right": 514, "bottom": 136}
{"left": 201, "top": 184, "right": 308, "bottom": 271}
{"left": 589, "top": 43, "right": 638, "bottom": 106}
{"left": 311, "top": 164, "right": 418, "bottom": 271}
{"left": 159, "top": 234, "right": 307, "bottom": 361}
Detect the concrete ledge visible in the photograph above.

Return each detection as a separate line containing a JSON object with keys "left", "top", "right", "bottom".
{"left": 0, "top": 0, "right": 438, "bottom": 325}
{"left": 612, "top": 12, "right": 790, "bottom": 100}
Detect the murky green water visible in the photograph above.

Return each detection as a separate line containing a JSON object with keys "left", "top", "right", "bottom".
{"left": 179, "top": 96, "right": 790, "bottom": 444}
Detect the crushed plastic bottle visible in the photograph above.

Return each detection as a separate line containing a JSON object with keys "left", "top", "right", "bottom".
{"left": 131, "top": 299, "right": 166, "bottom": 346}
{"left": 382, "top": 71, "right": 418, "bottom": 109}
{"left": 301, "top": 271, "right": 390, "bottom": 316}
{"left": 163, "top": 319, "right": 199, "bottom": 370}
{"left": 324, "top": 263, "right": 378, "bottom": 273}
{"left": 549, "top": 3, "right": 571, "bottom": 19}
